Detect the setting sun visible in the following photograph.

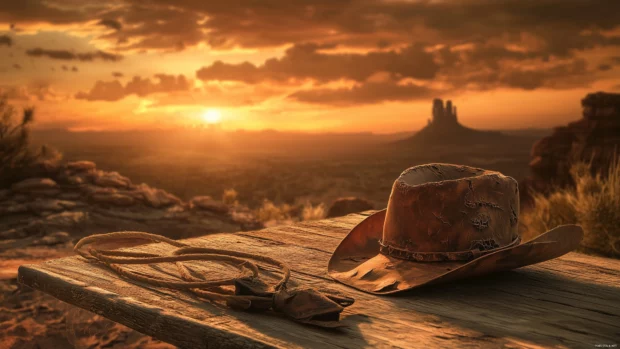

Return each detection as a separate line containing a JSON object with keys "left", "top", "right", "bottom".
{"left": 202, "top": 109, "right": 222, "bottom": 124}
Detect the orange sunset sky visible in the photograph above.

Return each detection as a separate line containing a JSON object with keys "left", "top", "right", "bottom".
{"left": 1, "top": 0, "right": 619, "bottom": 133}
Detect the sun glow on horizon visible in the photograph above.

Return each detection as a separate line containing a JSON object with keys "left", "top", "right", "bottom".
{"left": 202, "top": 109, "right": 222, "bottom": 124}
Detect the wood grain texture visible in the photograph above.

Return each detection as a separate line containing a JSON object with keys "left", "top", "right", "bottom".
{"left": 17, "top": 211, "right": 620, "bottom": 349}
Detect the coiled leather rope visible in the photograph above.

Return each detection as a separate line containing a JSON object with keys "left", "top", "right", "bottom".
{"left": 74, "top": 231, "right": 354, "bottom": 328}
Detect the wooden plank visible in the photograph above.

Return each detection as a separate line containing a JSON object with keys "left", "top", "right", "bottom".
{"left": 18, "top": 212, "right": 620, "bottom": 349}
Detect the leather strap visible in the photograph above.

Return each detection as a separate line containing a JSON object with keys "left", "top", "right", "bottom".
{"left": 379, "top": 235, "right": 522, "bottom": 262}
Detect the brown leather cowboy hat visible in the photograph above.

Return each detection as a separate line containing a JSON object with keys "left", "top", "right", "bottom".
{"left": 328, "top": 163, "right": 583, "bottom": 295}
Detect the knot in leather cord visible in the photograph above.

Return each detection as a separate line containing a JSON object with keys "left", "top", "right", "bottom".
{"left": 74, "top": 231, "right": 354, "bottom": 328}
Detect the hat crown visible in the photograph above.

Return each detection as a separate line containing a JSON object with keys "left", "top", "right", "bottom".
{"left": 381, "top": 164, "right": 520, "bottom": 261}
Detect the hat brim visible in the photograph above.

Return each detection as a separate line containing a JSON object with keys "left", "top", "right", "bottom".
{"left": 328, "top": 210, "right": 583, "bottom": 295}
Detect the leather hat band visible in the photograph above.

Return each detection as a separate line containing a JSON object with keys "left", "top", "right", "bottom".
{"left": 379, "top": 235, "right": 522, "bottom": 262}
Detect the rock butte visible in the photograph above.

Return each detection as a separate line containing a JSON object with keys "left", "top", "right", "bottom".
{"left": 398, "top": 98, "right": 508, "bottom": 146}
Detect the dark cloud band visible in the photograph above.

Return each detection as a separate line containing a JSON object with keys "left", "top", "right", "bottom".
{"left": 26, "top": 48, "right": 123, "bottom": 62}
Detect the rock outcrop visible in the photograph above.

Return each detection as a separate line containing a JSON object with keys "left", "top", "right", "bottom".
{"left": 326, "top": 197, "right": 374, "bottom": 218}
{"left": 0, "top": 161, "right": 262, "bottom": 244}
{"left": 527, "top": 91, "right": 620, "bottom": 193}
{"left": 1, "top": 161, "right": 261, "bottom": 349}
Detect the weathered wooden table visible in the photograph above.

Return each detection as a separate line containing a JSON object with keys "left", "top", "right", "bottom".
{"left": 18, "top": 211, "right": 620, "bottom": 348}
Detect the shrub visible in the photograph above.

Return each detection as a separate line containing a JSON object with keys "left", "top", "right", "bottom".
{"left": 254, "top": 199, "right": 293, "bottom": 223}
{"left": 222, "top": 188, "right": 239, "bottom": 206}
{"left": 301, "top": 201, "right": 326, "bottom": 221}
{"left": 253, "top": 198, "right": 326, "bottom": 227}
{"left": 574, "top": 156, "right": 620, "bottom": 256}
{"left": 522, "top": 157, "right": 620, "bottom": 257}
{"left": 521, "top": 191, "right": 578, "bottom": 238}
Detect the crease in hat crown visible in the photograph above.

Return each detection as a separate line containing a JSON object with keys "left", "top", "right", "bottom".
{"left": 379, "top": 163, "right": 521, "bottom": 262}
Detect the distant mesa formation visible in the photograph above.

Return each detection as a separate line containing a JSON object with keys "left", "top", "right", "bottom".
{"left": 526, "top": 91, "right": 620, "bottom": 193}
{"left": 431, "top": 98, "right": 459, "bottom": 128}
{"left": 398, "top": 98, "right": 505, "bottom": 145}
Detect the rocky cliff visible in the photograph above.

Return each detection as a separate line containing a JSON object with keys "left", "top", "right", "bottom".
{"left": 527, "top": 91, "right": 620, "bottom": 193}
{"left": 1, "top": 160, "right": 261, "bottom": 256}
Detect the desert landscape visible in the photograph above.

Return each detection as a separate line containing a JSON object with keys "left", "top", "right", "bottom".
{"left": 1, "top": 0, "right": 620, "bottom": 347}
{"left": 2, "top": 93, "right": 620, "bottom": 348}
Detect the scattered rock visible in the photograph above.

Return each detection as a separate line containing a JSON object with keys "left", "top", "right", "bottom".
{"left": 0, "top": 161, "right": 262, "bottom": 280}
{"left": 33, "top": 232, "right": 71, "bottom": 246}
{"left": 91, "top": 192, "right": 135, "bottom": 206}
{"left": 31, "top": 159, "right": 61, "bottom": 176}
{"left": 29, "top": 198, "right": 83, "bottom": 213}
{"left": 65, "top": 175, "right": 86, "bottom": 185}
{"left": 0, "top": 228, "right": 25, "bottom": 239}
{"left": 11, "top": 178, "right": 58, "bottom": 193}
{"left": 326, "top": 197, "right": 374, "bottom": 218}
{"left": 57, "top": 192, "right": 82, "bottom": 201}
{"left": 66, "top": 160, "right": 96, "bottom": 172}
{"left": 44, "top": 211, "right": 88, "bottom": 227}
{"left": 29, "top": 189, "right": 63, "bottom": 197}
{"left": 190, "top": 196, "right": 229, "bottom": 213}
{"left": 135, "top": 183, "right": 181, "bottom": 208}
{"left": 93, "top": 207, "right": 168, "bottom": 222}
{"left": 94, "top": 171, "right": 132, "bottom": 188}
{"left": 11, "top": 194, "right": 30, "bottom": 202}
{"left": 0, "top": 202, "right": 29, "bottom": 215}
{"left": 29, "top": 199, "right": 65, "bottom": 213}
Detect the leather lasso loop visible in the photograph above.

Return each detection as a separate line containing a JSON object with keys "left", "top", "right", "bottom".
{"left": 74, "top": 231, "right": 354, "bottom": 328}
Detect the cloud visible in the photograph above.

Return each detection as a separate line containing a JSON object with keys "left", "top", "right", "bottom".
{"left": 195, "top": 40, "right": 600, "bottom": 105}
{"left": 4, "top": 0, "right": 620, "bottom": 106}
{"left": 0, "top": 1, "right": 87, "bottom": 25}
{"left": 75, "top": 74, "right": 192, "bottom": 101}
{"left": 196, "top": 42, "right": 438, "bottom": 83}
{"left": 498, "top": 59, "right": 589, "bottom": 90}
{"left": 72, "top": 66, "right": 78, "bottom": 72}
{"left": 112, "top": 71, "right": 124, "bottom": 77}
{"left": 2, "top": 0, "right": 617, "bottom": 54}
{"left": 25, "top": 48, "right": 123, "bottom": 62}
{"left": 97, "top": 18, "right": 122, "bottom": 31}
{"left": 0, "top": 84, "right": 62, "bottom": 101}
{"left": 12, "top": 63, "right": 21, "bottom": 70}
{"left": 0, "top": 35, "right": 12, "bottom": 47}
{"left": 289, "top": 80, "right": 432, "bottom": 106}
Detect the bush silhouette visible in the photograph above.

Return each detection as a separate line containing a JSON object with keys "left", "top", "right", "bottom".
{"left": 0, "top": 96, "right": 61, "bottom": 188}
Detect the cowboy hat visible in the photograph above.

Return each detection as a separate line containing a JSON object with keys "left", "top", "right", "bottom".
{"left": 328, "top": 163, "right": 583, "bottom": 294}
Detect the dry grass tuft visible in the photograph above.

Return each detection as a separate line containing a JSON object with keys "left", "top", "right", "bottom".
{"left": 301, "top": 201, "right": 326, "bottom": 221}
{"left": 253, "top": 199, "right": 326, "bottom": 227}
{"left": 522, "top": 157, "right": 620, "bottom": 258}
{"left": 221, "top": 188, "right": 239, "bottom": 206}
